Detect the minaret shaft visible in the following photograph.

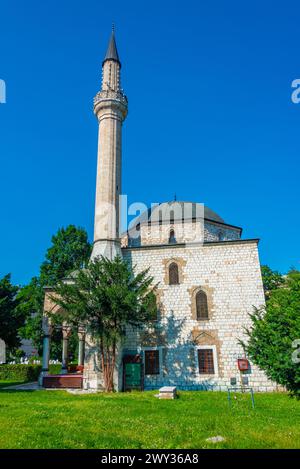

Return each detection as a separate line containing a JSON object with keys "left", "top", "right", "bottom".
{"left": 94, "top": 111, "right": 122, "bottom": 241}
{"left": 91, "top": 31, "right": 128, "bottom": 260}
{"left": 102, "top": 61, "right": 120, "bottom": 92}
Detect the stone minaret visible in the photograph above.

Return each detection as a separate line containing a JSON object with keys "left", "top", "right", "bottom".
{"left": 91, "top": 28, "right": 128, "bottom": 260}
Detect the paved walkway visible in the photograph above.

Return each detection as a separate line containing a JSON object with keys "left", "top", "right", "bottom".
{"left": 2, "top": 382, "right": 40, "bottom": 390}
{"left": 2, "top": 382, "right": 99, "bottom": 393}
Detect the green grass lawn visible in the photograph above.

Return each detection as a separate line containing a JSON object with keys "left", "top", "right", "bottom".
{"left": 0, "top": 385, "right": 299, "bottom": 449}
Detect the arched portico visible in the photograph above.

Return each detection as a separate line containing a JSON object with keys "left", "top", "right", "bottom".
{"left": 39, "top": 288, "right": 86, "bottom": 388}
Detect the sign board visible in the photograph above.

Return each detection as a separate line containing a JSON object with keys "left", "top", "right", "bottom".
{"left": 0, "top": 339, "right": 6, "bottom": 364}
{"left": 237, "top": 358, "right": 249, "bottom": 371}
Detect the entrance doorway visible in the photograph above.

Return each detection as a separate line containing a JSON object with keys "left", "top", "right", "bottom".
{"left": 123, "top": 354, "right": 143, "bottom": 391}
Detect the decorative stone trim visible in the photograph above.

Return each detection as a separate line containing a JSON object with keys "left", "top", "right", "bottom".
{"left": 122, "top": 238, "right": 260, "bottom": 251}
{"left": 43, "top": 290, "right": 63, "bottom": 316}
{"left": 195, "top": 344, "right": 219, "bottom": 377}
{"left": 162, "top": 257, "right": 187, "bottom": 285}
{"left": 188, "top": 285, "right": 214, "bottom": 321}
{"left": 192, "top": 328, "right": 223, "bottom": 377}
{"left": 78, "top": 325, "right": 86, "bottom": 342}
{"left": 62, "top": 323, "right": 72, "bottom": 339}
{"left": 139, "top": 324, "right": 167, "bottom": 348}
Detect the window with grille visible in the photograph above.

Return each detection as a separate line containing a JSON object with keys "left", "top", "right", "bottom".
{"left": 169, "top": 262, "right": 179, "bottom": 285}
{"left": 196, "top": 290, "right": 209, "bottom": 319}
{"left": 144, "top": 350, "right": 160, "bottom": 375}
{"left": 198, "top": 349, "right": 215, "bottom": 374}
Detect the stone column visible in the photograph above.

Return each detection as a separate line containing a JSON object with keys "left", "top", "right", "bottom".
{"left": 78, "top": 326, "right": 86, "bottom": 367}
{"left": 38, "top": 316, "right": 53, "bottom": 386}
{"left": 61, "top": 324, "right": 72, "bottom": 374}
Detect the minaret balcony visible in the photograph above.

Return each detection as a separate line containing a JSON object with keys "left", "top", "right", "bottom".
{"left": 93, "top": 89, "right": 128, "bottom": 107}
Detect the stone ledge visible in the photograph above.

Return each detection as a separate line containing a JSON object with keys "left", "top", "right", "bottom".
{"left": 122, "top": 239, "right": 260, "bottom": 251}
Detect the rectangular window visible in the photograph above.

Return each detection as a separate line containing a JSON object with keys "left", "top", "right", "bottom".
{"left": 144, "top": 350, "right": 160, "bottom": 375}
{"left": 198, "top": 349, "right": 215, "bottom": 374}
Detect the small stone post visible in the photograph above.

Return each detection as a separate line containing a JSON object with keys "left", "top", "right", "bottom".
{"left": 61, "top": 323, "right": 72, "bottom": 374}
{"left": 0, "top": 338, "right": 6, "bottom": 364}
{"left": 38, "top": 317, "right": 53, "bottom": 386}
{"left": 78, "top": 326, "right": 86, "bottom": 367}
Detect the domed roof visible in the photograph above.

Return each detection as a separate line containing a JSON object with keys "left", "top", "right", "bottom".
{"left": 132, "top": 201, "right": 225, "bottom": 226}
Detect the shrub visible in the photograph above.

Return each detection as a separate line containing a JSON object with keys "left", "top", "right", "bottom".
{"left": 0, "top": 364, "right": 42, "bottom": 381}
{"left": 242, "top": 270, "right": 300, "bottom": 398}
{"left": 48, "top": 364, "right": 62, "bottom": 375}
{"left": 0, "top": 363, "right": 63, "bottom": 381}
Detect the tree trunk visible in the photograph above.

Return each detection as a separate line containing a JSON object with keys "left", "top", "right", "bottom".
{"left": 100, "top": 338, "right": 116, "bottom": 392}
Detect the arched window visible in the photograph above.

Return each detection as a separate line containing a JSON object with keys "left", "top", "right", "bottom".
{"left": 196, "top": 290, "right": 209, "bottom": 320}
{"left": 169, "top": 262, "right": 179, "bottom": 285}
{"left": 168, "top": 229, "right": 176, "bottom": 244}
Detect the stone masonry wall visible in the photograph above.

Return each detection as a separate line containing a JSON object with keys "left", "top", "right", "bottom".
{"left": 122, "top": 220, "right": 241, "bottom": 248}
{"left": 122, "top": 240, "right": 278, "bottom": 392}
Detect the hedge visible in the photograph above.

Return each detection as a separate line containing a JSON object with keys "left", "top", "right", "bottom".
{"left": 0, "top": 364, "right": 62, "bottom": 381}
{"left": 49, "top": 364, "right": 62, "bottom": 375}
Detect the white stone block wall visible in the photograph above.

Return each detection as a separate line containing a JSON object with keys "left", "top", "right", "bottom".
{"left": 122, "top": 240, "right": 278, "bottom": 392}
{"left": 204, "top": 222, "right": 241, "bottom": 242}
{"left": 122, "top": 219, "right": 241, "bottom": 248}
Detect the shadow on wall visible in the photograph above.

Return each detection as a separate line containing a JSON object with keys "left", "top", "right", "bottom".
{"left": 126, "top": 308, "right": 219, "bottom": 391}
{"left": 159, "top": 311, "right": 218, "bottom": 391}
{"left": 124, "top": 252, "right": 220, "bottom": 390}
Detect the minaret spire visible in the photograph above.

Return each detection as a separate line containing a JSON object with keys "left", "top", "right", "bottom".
{"left": 91, "top": 28, "right": 128, "bottom": 260}
{"left": 103, "top": 25, "right": 120, "bottom": 65}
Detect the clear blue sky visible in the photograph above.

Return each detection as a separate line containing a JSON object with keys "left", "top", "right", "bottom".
{"left": 0, "top": 0, "right": 299, "bottom": 285}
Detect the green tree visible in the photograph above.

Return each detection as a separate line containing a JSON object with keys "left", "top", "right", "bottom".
{"left": 17, "top": 277, "right": 44, "bottom": 354}
{"left": 0, "top": 274, "right": 24, "bottom": 353}
{"left": 18, "top": 225, "right": 91, "bottom": 358}
{"left": 39, "top": 225, "right": 92, "bottom": 286}
{"left": 242, "top": 270, "right": 300, "bottom": 398}
{"left": 261, "top": 265, "right": 284, "bottom": 299}
{"left": 52, "top": 256, "right": 157, "bottom": 391}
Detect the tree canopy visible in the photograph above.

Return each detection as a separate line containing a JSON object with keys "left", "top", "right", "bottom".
{"left": 18, "top": 225, "right": 91, "bottom": 358}
{"left": 261, "top": 265, "right": 285, "bottom": 299}
{"left": 0, "top": 274, "right": 23, "bottom": 352}
{"left": 52, "top": 255, "right": 157, "bottom": 391}
{"left": 243, "top": 269, "right": 300, "bottom": 398}
{"left": 39, "top": 225, "right": 92, "bottom": 286}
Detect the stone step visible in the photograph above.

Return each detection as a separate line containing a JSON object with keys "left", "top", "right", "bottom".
{"left": 158, "top": 386, "right": 177, "bottom": 399}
